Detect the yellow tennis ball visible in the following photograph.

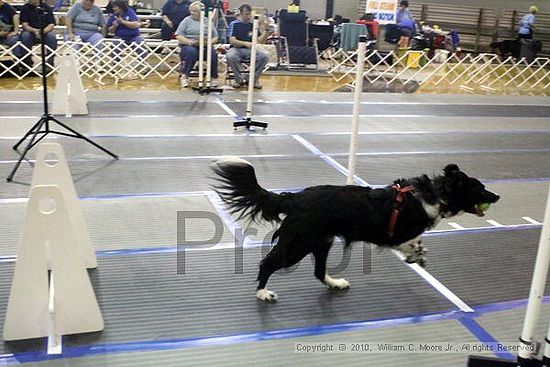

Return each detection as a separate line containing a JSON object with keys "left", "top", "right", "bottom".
{"left": 478, "top": 203, "right": 491, "bottom": 212}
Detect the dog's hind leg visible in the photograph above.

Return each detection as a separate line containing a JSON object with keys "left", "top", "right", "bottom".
{"left": 256, "top": 247, "right": 283, "bottom": 302}
{"left": 256, "top": 234, "right": 311, "bottom": 302}
{"left": 313, "top": 239, "right": 350, "bottom": 290}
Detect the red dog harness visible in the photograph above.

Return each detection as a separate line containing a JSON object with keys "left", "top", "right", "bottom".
{"left": 387, "top": 184, "right": 415, "bottom": 238}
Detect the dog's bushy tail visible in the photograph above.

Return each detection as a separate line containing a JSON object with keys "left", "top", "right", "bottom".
{"left": 211, "top": 157, "right": 289, "bottom": 222}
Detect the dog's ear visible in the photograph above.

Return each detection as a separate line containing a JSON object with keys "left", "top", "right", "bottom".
{"left": 444, "top": 164, "right": 460, "bottom": 177}
{"left": 454, "top": 171, "right": 468, "bottom": 186}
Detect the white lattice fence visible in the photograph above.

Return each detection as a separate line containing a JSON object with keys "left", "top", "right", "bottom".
{"left": 328, "top": 49, "right": 550, "bottom": 93}
{"left": 0, "top": 39, "right": 182, "bottom": 83}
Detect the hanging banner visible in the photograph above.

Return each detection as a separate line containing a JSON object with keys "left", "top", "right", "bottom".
{"left": 365, "top": 0, "right": 398, "bottom": 24}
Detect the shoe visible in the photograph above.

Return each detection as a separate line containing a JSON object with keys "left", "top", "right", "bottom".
{"left": 232, "top": 81, "right": 242, "bottom": 88}
{"left": 180, "top": 76, "right": 189, "bottom": 88}
{"left": 253, "top": 83, "right": 263, "bottom": 89}
{"left": 210, "top": 78, "right": 219, "bottom": 87}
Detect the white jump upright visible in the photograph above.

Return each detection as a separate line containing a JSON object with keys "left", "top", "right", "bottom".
{"left": 194, "top": 7, "right": 222, "bottom": 95}
{"left": 233, "top": 15, "right": 268, "bottom": 130}
{"left": 518, "top": 185, "right": 550, "bottom": 363}
{"left": 31, "top": 143, "right": 97, "bottom": 268}
{"left": 206, "top": 7, "right": 214, "bottom": 88}
{"left": 245, "top": 16, "right": 259, "bottom": 111}
{"left": 52, "top": 50, "right": 88, "bottom": 117}
{"left": 197, "top": 9, "right": 205, "bottom": 89}
{"left": 2, "top": 183, "right": 104, "bottom": 346}
{"left": 346, "top": 35, "right": 367, "bottom": 185}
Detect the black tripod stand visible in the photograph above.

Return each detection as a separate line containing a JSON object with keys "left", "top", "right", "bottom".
{"left": 6, "top": 0, "right": 117, "bottom": 182}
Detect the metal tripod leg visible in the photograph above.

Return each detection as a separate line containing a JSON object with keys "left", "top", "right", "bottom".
{"left": 12, "top": 117, "right": 45, "bottom": 151}
{"left": 7, "top": 116, "right": 48, "bottom": 182}
{"left": 51, "top": 116, "right": 118, "bottom": 159}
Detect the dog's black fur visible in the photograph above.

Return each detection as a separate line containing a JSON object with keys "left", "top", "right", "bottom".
{"left": 212, "top": 157, "right": 500, "bottom": 301}
{"left": 490, "top": 39, "right": 542, "bottom": 60}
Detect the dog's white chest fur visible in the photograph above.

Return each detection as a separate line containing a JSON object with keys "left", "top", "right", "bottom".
{"left": 421, "top": 201, "right": 442, "bottom": 227}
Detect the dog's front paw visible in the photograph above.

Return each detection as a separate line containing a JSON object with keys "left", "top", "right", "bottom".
{"left": 406, "top": 255, "right": 427, "bottom": 268}
{"left": 256, "top": 288, "right": 278, "bottom": 302}
{"left": 402, "top": 241, "right": 427, "bottom": 268}
{"left": 324, "top": 275, "right": 350, "bottom": 290}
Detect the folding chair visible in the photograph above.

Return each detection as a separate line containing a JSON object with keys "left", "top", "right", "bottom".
{"left": 277, "top": 9, "right": 319, "bottom": 68}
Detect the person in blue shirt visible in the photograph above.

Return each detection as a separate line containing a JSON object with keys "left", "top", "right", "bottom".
{"left": 396, "top": 0, "right": 411, "bottom": 24}
{"left": 226, "top": 4, "right": 271, "bottom": 89}
{"left": 19, "top": 0, "right": 58, "bottom": 68}
{"left": 0, "top": 0, "right": 24, "bottom": 61}
{"left": 107, "top": 0, "right": 146, "bottom": 57}
{"left": 65, "top": 0, "right": 106, "bottom": 51}
{"left": 396, "top": 0, "right": 415, "bottom": 48}
{"left": 161, "top": 0, "right": 190, "bottom": 40}
{"left": 518, "top": 6, "right": 538, "bottom": 40}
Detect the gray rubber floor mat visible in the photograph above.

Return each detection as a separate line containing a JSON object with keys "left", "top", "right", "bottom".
{"left": 304, "top": 132, "right": 550, "bottom": 155}
{"left": 333, "top": 152, "right": 550, "bottom": 185}
{"left": 476, "top": 304, "right": 550, "bottom": 345}
{"left": 0, "top": 244, "right": 453, "bottom": 354}
{"left": 225, "top": 102, "right": 550, "bottom": 118}
{"left": 4, "top": 101, "right": 550, "bottom": 118}
{"left": 2, "top": 116, "right": 549, "bottom": 140}
{"left": 0, "top": 195, "right": 234, "bottom": 256}
{"left": 0, "top": 101, "right": 226, "bottom": 117}
{"left": 0, "top": 156, "right": 345, "bottom": 199}
{"left": 0, "top": 135, "right": 311, "bottom": 161}
{"left": 424, "top": 228, "right": 550, "bottom": 306}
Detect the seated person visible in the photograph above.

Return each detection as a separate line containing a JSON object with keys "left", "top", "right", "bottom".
{"left": 175, "top": 1, "right": 218, "bottom": 87}
{"left": 160, "top": 0, "right": 190, "bottom": 40}
{"left": 65, "top": 0, "right": 106, "bottom": 50}
{"left": 0, "top": 0, "right": 24, "bottom": 62}
{"left": 105, "top": 0, "right": 136, "bottom": 14}
{"left": 396, "top": 0, "right": 415, "bottom": 48}
{"left": 107, "top": 0, "right": 146, "bottom": 57}
{"left": 19, "top": 0, "right": 58, "bottom": 68}
{"left": 226, "top": 4, "right": 270, "bottom": 89}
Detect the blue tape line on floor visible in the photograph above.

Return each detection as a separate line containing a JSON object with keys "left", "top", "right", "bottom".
{"left": 459, "top": 317, "right": 515, "bottom": 361}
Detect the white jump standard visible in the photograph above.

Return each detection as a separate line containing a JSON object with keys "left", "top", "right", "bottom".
{"left": 193, "top": 8, "right": 223, "bottom": 95}
{"left": 346, "top": 35, "right": 367, "bottom": 185}
{"left": 233, "top": 15, "right": 268, "bottom": 130}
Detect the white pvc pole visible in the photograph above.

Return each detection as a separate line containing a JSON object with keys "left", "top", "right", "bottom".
{"left": 346, "top": 35, "right": 367, "bottom": 185}
{"left": 245, "top": 16, "right": 259, "bottom": 120}
{"left": 518, "top": 185, "right": 550, "bottom": 360}
{"left": 206, "top": 8, "right": 213, "bottom": 87}
{"left": 47, "top": 271, "right": 61, "bottom": 354}
{"left": 198, "top": 9, "right": 205, "bottom": 87}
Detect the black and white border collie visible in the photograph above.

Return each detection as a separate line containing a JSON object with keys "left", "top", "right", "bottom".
{"left": 212, "top": 157, "right": 500, "bottom": 302}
